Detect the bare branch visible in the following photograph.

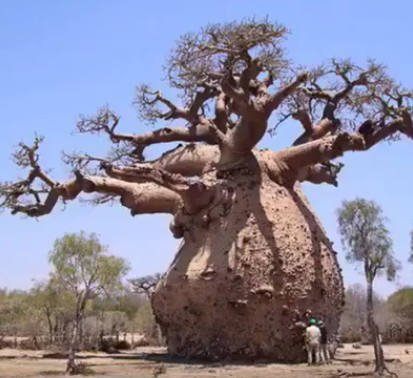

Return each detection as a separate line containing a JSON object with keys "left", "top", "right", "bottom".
{"left": 292, "top": 108, "right": 312, "bottom": 132}
{"left": 1, "top": 138, "right": 182, "bottom": 217}
{"left": 134, "top": 124, "right": 216, "bottom": 146}
{"left": 166, "top": 17, "right": 289, "bottom": 103}
{"left": 276, "top": 119, "right": 410, "bottom": 174}
{"left": 239, "top": 57, "right": 263, "bottom": 93}
{"left": 293, "top": 59, "right": 395, "bottom": 128}
{"left": 4, "top": 172, "right": 181, "bottom": 217}
{"left": 76, "top": 106, "right": 136, "bottom": 143}
{"left": 265, "top": 73, "right": 308, "bottom": 114}
{"left": 134, "top": 85, "right": 191, "bottom": 123}
{"left": 134, "top": 84, "right": 217, "bottom": 125}
{"left": 188, "top": 86, "right": 219, "bottom": 120}
{"left": 75, "top": 104, "right": 221, "bottom": 161}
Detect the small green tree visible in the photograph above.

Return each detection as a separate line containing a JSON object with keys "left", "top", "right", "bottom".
{"left": 388, "top": 287, "right": 413, "bottom": 321}
{"left": 337, "top": 198, "right": 399, "bottom": 377}
{"left": 49, "top": 231, "right": 130, "bottom": 374}
{"left": 30, "top": 279, "right": 63, "bottom": 344}
{"left": 0, "top": 290, "right": 30, "bottom": 345}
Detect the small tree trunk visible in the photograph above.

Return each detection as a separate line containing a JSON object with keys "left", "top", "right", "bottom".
{"left": 53, "top": 317, "right": 59, "bottom": 344}
{"left": 33, "top": 336, "right": 40, "bottom": 350}
{"left": 78, "top": 319, "right": 83, "bottom": 349}
{"left": 46, "top": 311, "right": 54, "bottom": 344}
{"left": 366, "top": 281, "right": 388, "bottom": 376}
{"left": 62, "top": 320, "right": 69, "bottom": 344}
{"left": 99, "top": 329, "right": 104, "bottom": 350}
{"left": 94, "top": 317, "right": 100, "bottom": 350}
{"left": 66, "top": 316, "right": 81, "bottom": 374}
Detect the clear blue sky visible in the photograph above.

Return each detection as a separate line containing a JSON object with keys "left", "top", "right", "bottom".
{"left": 1, "top": 0, "right": 412, "bottom": 297}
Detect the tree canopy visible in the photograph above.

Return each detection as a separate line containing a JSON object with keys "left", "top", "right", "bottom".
{"left": 337, "top": 198, "right": 399, "bottom": 283}
{"left": 49, "top": 231, "right": 130, "bottom": 299}
{"left": 0, "top": 17, "right": 413, "bottom": 227}
{"left": 388, "top": 287, "right": 413, "bottom": 321}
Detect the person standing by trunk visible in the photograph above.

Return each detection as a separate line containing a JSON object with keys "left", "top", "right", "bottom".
{"left": 305, "top": 318, "right": 321, "bottom": 365}
{"left": 318, "top": 319, "right": 331, "bottom": 364}
{"left": 303, "top": 310, "right": 312, "bottom": 326}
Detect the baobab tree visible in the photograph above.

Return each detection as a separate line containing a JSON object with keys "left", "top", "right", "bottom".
{"left": 1, "top": 18, "right": 413, "bottom": 362}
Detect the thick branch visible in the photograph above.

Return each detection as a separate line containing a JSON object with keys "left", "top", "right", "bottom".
{"left": 128, "top": 122, "right": 226, "bottom": 162}
{"left": 188, "top": 87, "right": 218, "bottom": 121}
{"left": 132, "top": 124, "right": 215, "bottom": 146}
{"left": 147, "top": 144, "right": 220, "bottom": 176}
{"left": 276, "top": 119, "right": 408, "bottom": 172}
{"left": 221, "top": 70, "right": 247, "bottom": 105}
{"left": 7, "top": 173, "right": 181, "bottom": 217}
{"left": 292, "top": 118, "right": 336, "bottom": 146}
{"left": 239, "top": 57, "right": 263, "bottom": 93}
{"left": 67, "top": 144, "right": 220, "bottom": 178}
{"left": 322, "top": 71, "right": 368, "bottom": 120}
{"left": 214, "top": 92, "right": 229, "bottom": 133}
{"left": 265, "top": 73, "right": 308, "bottom": 114}
{"left": 101, "top": 163, "right": 214, "bottom": 213}
{"left": 102, "top": 163, "right": 195, "bottom": 193}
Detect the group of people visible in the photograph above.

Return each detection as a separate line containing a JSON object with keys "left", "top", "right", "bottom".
{"left": 305, "top": 318, "right": 331, "bottom": 365}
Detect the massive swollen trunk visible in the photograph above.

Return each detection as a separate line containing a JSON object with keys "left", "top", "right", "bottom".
{"left": 152, "top": 155, "right": 345, "bottom": 362}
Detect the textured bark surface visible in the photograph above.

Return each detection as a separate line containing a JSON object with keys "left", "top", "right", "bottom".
{"left": 152, "top": 153, "right": 345, "bottom": 362}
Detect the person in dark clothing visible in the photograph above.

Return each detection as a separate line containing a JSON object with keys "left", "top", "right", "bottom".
{"left": 317, "top": 320, "right": 331, "bottom": 364}
{"left": 303, "top": 310, "right": 313, "bottom": 326}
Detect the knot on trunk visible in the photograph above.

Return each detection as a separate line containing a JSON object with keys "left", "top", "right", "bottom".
{"left": 169, "top": 183, "right": 235, "bottom": 239}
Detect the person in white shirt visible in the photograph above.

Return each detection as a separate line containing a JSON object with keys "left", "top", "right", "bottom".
{"left": 305, "top": 318, "right": 321, "bottom": 365}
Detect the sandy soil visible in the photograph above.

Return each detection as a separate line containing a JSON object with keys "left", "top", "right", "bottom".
{"left": 0, "top": 344, "right": 412, "bottom": 378}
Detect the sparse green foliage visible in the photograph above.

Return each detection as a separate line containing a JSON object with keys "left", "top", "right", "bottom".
{"left": 133, "top": 302, "right": 155, "bottom": 338}
{"left": 49, "top": 231, "right": 130, "bottom": 296}
{"left": 388, "top": 287, "right": 413, "bottom": 321}
{"left": 0, "top": 290, "right": 31, "bottom": 340}
{"left": 48, "top": 231, "right": 130, "bottom": 374}
{"left": 337, "top": 198, "right": 400, "bottom": 376}
{"left": 337, "top": 198, "right": 399, "bottom": 283}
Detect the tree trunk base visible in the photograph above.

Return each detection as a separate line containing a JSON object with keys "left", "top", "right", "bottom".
{"left": 152, "top": 163, "right": 345, "bottom": 363}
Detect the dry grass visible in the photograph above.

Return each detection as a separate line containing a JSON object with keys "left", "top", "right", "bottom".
{"left": 0, "top": 344, "right": 412, "bottom": 378}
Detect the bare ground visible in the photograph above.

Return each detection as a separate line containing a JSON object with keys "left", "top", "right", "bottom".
{"left": 1, "top": 344, "right": 413, "bottom": 378}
